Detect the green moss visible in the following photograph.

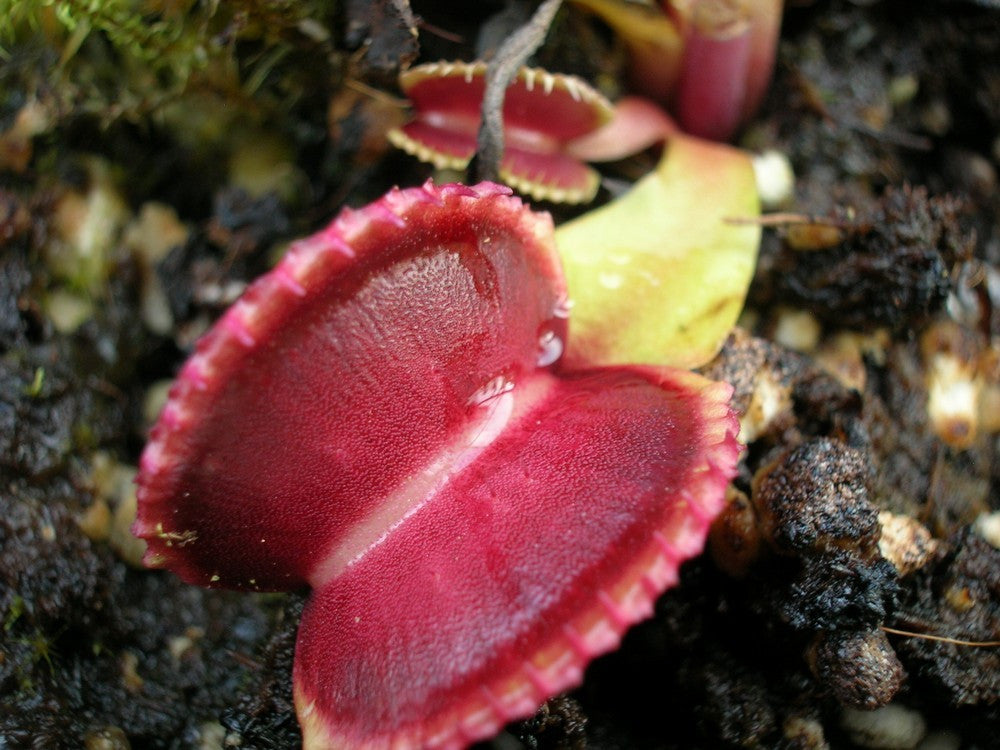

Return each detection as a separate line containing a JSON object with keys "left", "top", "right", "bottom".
{"left": 2, "top": 1, "right": 206, "bottom": 89}
{"left": 0, "top": 0, "right": 339, "bottom": 126}
{"left": 23, "top": 628, "right": 57, "bottom": 676}
{"left": 3, "top": 595, "right": 25, "bottom": 631}
{"left": 3, "top": 598, "right": 57, "bottom": 695}
{"left": 22, "top": 367, "right": 45, "bottom": 398}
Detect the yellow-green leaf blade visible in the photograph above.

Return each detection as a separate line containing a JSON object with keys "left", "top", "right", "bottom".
{"left": 556, "top": 135, "right": 761, "bottom": 369}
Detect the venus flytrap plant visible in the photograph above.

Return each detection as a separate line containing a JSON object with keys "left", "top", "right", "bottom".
{"left": 134, "top": 181, "right": 741, "bottom": 749}
{"left": 571, "top": 0, "right": 783, "bottom": 140}
{"left": 137, "top": 13, "right": 767, "bottom": 744}
{"left": 388, "top": 61, "right": 617, "bottom": 204}
{"left": 137, "top": 34, "right": 765, "bottom": 744}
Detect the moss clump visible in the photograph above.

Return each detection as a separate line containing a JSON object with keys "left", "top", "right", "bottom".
{"left": 0, "top": 0, "right": 339, "bottom": 126}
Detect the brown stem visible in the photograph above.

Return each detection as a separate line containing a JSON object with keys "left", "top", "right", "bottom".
{"left": 475, "top": 0, "right": 563, "bottom": 183}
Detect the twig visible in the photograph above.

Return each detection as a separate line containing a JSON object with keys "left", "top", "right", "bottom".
{"left": 474, "top": 0, "right": 563, "bottom": 183}
{"left": 724, "top": 212, "right": 850, "bottom": 228}
{"left": 344, "top": 78, "right": 408, "bottom": 108}
{"left": 417, "top": 18, "right": 464, "bottom": 44}
{"left": 881, "top": 625, "right": 1000, "bottom": 648}
{"left": 227, "top": 650, "right": 264, "bottom": 670}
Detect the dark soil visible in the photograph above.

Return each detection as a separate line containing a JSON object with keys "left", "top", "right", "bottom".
{"left": 1, "top": 1, "right": 998, "bottom": 749}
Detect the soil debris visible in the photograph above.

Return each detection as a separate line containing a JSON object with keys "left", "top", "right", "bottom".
{"left": 771, "top": 187, "right": 973, "bottom": 333}
{"left": 809, "top": 628, "right": 906, "bottom": 710}
{"left": 891, "top": 529, "right": 1000, "bottom": 710}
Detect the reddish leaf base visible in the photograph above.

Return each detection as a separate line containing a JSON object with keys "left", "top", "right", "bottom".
{"left": 134, "top": 182, "right": 740, "bottom": 750}
{"left": 674, "top": 1, "right": 753, "bottom": 142}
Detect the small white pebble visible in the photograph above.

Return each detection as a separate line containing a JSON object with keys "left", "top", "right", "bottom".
{"left": 815, "top": 332, "right": 872, "bottom": 393}
{"left": 842, "top": 704, "right": 927, "bottom": 750}
{"left": 124, "top": 202, "right": 189, "bottom": 264}
{"left": 198, "top": 721, "right": 227, "bottom": 750}
{"left": 926, "top": 351, "right": 980, "bottom": 450}
{"left": 752, "top": 150, "right": 796, "bottom": 210}
{"left": 167, "top": 625, "right": 204, "bottom": 663}
{"left": 784, "top": 715, "right": 830, "bottom": 749}
{"left": 120, "top": 650, "right": 144, "bottom": 694}
{"left": 739, "top": 366, "right": 791, "bottom": 444}
{"left": 49, "top": 159, "right": 130, "bottom": 289}
{"left": 45, "top": 288, "right": 94, "bottom": 334}
{"left": 878, "top": 511, "right": 939, "bottom": 576}
{"left": 772, "top": 307, "right": 822, "bottom": 353}
{"left": 296, "top": 18, "right": 330, "bottom": 42}
{"left": 78, "top": 498, "right": 112, "bottom": 543}
{"left": 973, "top": 511, "right": 1000, "bottom": 550}
{"left": 83, "top": 725, "right": 130, "bottom": 750}
{"left": 105, "top": 467, "right": 148, "bottom": 569}
{"left": 142, "top": 273, "right": 174, "bottom": 335}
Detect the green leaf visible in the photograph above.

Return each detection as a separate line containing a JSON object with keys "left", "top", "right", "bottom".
{"left": 555, "top": 134, "right": 761, "bottom": 369}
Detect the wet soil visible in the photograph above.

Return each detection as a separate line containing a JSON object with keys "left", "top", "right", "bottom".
{"left": 1, "top": 1, "right": 998, "bottom": 748}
